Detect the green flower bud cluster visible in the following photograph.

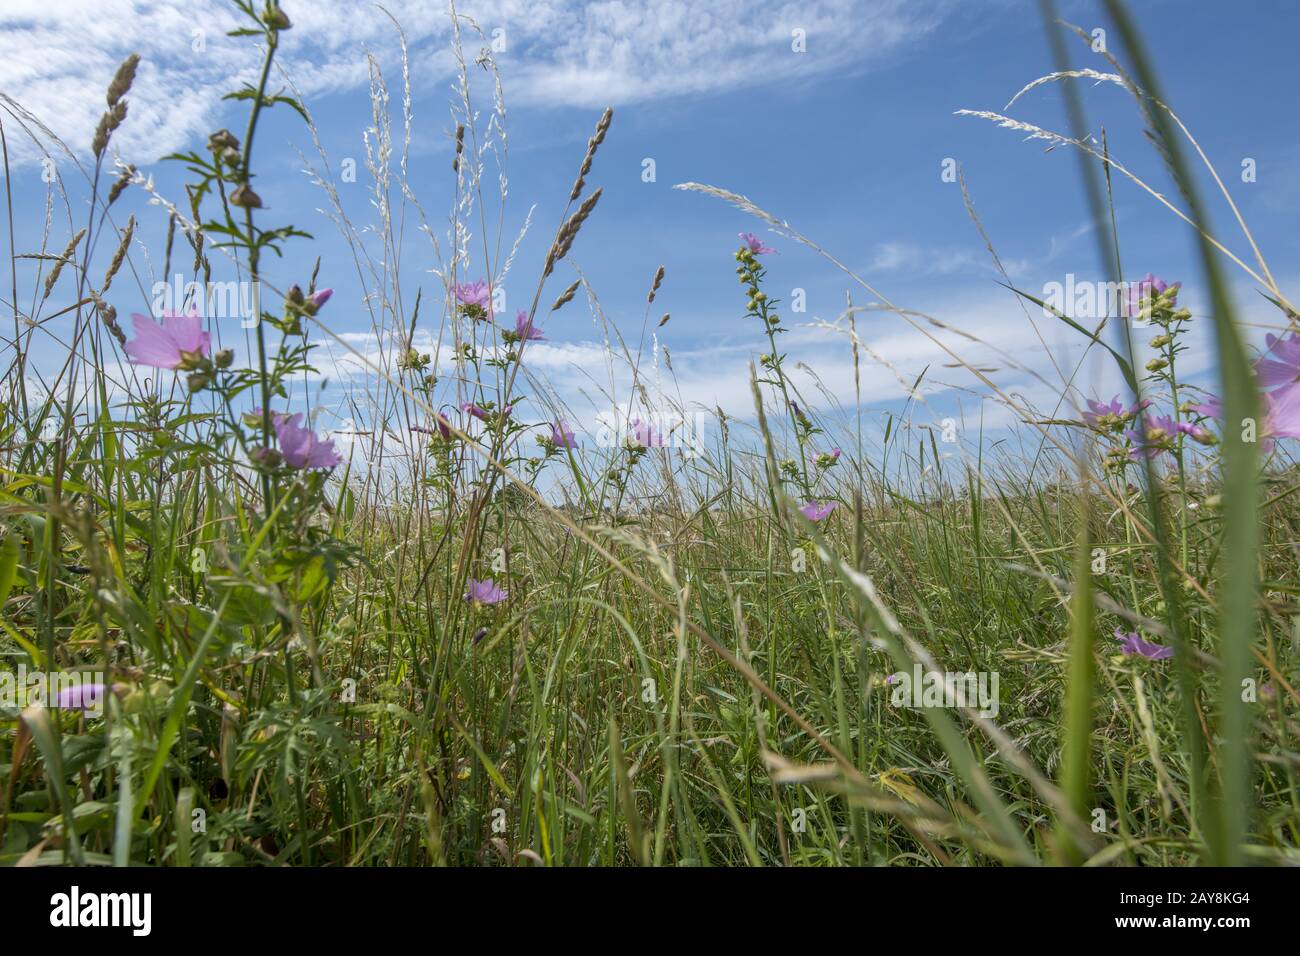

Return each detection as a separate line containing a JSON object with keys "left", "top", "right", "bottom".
{"left": 735, "top": 246, "right": 780, "bottom": 330}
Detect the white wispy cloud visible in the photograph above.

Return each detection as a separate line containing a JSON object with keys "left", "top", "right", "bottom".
{"left": 865, "top": 240, "right": 1031, "bottom": 279}
{"left": 0, "top": 0, "right": 949, "bottom": 166}
{"left": 295, "top": 280, "right": 1116, "bottom": 444}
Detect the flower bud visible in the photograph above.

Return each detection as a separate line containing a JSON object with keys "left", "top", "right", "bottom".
{"left": 262, "top": 2, "right": 291, "bottom": 29}
{"left": 250, "top": 446, "right": 283, "bottom": 469}
{"left": 208, "top": 129, "right": 240, "bottom": 152}
{"left": 177, "top": 349, "right": 207, "bottom": 372}
{"left": 214, "top": 348, "right": 234, "bottom": 369}
{"left": 230, "top": 184, "right": 262, "bottom": 209}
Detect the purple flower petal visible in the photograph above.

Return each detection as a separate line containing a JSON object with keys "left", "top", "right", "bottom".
{"left": 55, "top": 682, "right": 111, "bottom": 711}
{"left": 465, "top": 577, "right": 507, "bottom": 605}
{"left": 1114, "top": 627, "right": 1173, "bottom": 660}
{"left": 1265, "top": 382, "right": 1300, "bottom": 441}
{"left": 515, "top": 310, "right": 544, "bottom": 341}
{"left": 271, "top": 412, "right": 343, "bottom": 469}
{"left": 454, "top": 280, "right": 493, "bottom": 316}
{"left": 629, "top": 417, "right": 666, "bottom": 448}
{"left": 550, "top": 420, "right": 577, "bottom": 448}
{"left": 124, "top": 310, "right": 210, "bottom": 369}
{"left": 798, "top": 500, "right": 836, "bottom": 522}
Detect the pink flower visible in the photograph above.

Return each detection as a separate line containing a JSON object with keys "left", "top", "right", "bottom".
{"left": 55, "top": 682, "right": 114, "bottom": 712}
{"left": 515, "top": 310, "right": 544, "bottom": 341}
{"left": 1126, "top": 273, "right": 1180, "bottom": 318}
{"left": 460, "top": 401, "right": 512, "bottom": 422}
{"left": 414, "top": 413, "right": 455, "bottom": 441}
{"left": 1253, "top": 332, "right": 1300, "bottom": 388}
{"left": 273, "top": 412, "right": 344, "bottom": 469}
{"left": 310, "top": 288, "right": 333, "bottom": 310}
{"left": 799, "top": 500, "right": 836, "bottom": 522}
{"left": 465, "top": 577, "right": 507, "bottom": 605}
{"left": 1083, "top": 396, "right": 1125, "bottom": 426}
{"left": 629, "top": 417, "right": 667, "bottom": 448}
{"left": 1125, "top": 413, "right": 1184, "bottom": 459}
{"left": 125, "top": 310, "right": 211, "bottom": 369}
{"left": 1114, "top": 627, "right": 1172, "bottom": 660}
{"left": 740, "top": 232, "right": 775, "bottom": 255}
{"left": 434, "top": 413, "right": 453, "bottom": 440}
{"left": 1082, "top": 395, "right": 1147, "bottom": 431}
{"left": 1253, "top": 385, "right": 1300, "bottom": 452}
{"left": 550, "top": 421, "right": 578, "bottom": 448}
{"left": 1189, "top": 384, "right": 1300, "bottom": 453}
{"left": 454, "top": 280, "right": 493, "bottom": 317}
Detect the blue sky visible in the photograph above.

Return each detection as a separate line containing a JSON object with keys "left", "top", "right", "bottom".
{"left": 4, "top": 0, "right": 1298, "bottom": 461}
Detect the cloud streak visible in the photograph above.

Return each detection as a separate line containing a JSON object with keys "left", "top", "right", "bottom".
{"left": 0, "top": 0, "right": 949, "bottom": 166}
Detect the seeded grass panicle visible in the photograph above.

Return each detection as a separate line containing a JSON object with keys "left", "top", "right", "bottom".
{"left": 0, "top": 0, "right": 1295, "bottom": 870}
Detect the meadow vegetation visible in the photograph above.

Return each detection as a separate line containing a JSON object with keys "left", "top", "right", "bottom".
{"left": 0, "top": 0, "right": 1297, "bottom": 867}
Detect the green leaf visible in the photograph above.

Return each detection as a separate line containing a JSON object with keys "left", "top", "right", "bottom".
{"left": 0, "top": 527, "right": 20, "bottom": 607}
